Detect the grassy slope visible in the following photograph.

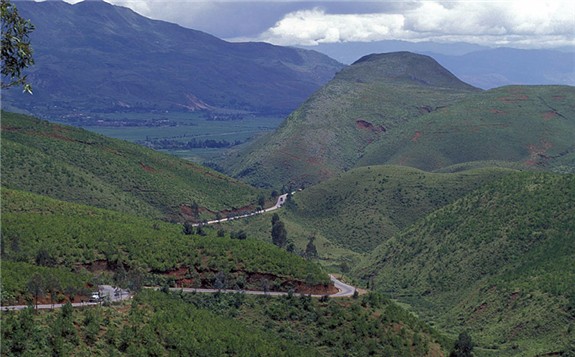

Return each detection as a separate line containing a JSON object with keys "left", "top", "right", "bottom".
{"left": 287, "top": 165, "right": 515, "bottom": 253}
{"left": 215, "top": 165, "right": 514, "bottom": 277}
{"left": 223, "top": 52, "right": 477, "bottom": 188}
{"left": 224, "top": 54, "right": 575, "bottom": 190}
{"left": 358, "top": 85, "right": 575, "bottom": 172}
{"left": 1, "top": 111, "right": 262, "bottom": 221}
{"left": 354, "top": 172, "right": 575, "bottom": 355}
{"left": 1, "top": 188, "right": 329, "bottom": 303}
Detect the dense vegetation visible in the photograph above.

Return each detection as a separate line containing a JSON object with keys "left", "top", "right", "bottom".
{"left": 1, "top": 111, "right": 263, "bottom": 222}
{"left": 354, "top": 172, "right": 575, "bottom": 355}
{"left": 1, "top": 290, "right": 450, "bottom": 356}
{"left": 1, "top": 188, "right": 329, "bottom": 304}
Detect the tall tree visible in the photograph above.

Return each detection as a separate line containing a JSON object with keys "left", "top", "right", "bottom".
{"left": 26, "top": 273, "right": 44, "bottom": 311}
{"left": 1, "top": 0, "right": 34, "bottom": 93}
{"left": 305, "top": 235, "right": 318, "bottom": 258}
{"left": 271, "top": 220, "right": 287, "bottom": 248}
{"left": 450, "top": 332, "right": 474, "bottom": 357}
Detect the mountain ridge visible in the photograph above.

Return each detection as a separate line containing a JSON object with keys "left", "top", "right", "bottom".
{"left": 3, "top": 0, "right": 344, "bottom": 118}
{"left": 222, "top": 52, "right": 480, "bottom": 188}
{"left": 223, "top": 51, "right": 575, "bottom": 188}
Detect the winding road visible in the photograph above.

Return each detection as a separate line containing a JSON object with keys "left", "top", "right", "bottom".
{"left": 193, "top": 193, "right": 289, "bottom": 227}
{"left": 2, "top": 194, "right": 362, "bottom": 311}
{"left": 1, "top": 276, "right": 359, "bottom": 311}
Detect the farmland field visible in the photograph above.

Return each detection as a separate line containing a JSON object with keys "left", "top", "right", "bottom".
{"left": 58, "top": 112, "right": 285, "bottom": 163}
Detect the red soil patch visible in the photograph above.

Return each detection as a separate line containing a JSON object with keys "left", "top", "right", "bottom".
{"left": 475, "top": 302, "right": 488, "bottom": 314}
{"left": 525, "top": 141, "right": 553, "bottom": 166}
{"left": 140, "top": 162, "right": 158, "bottom": 173}
{"left": 509, "top": 291, "right": 520, "bottom": 304}
{"left": 0, "top": 125, "right": 22, "bottom": 132}
{"left": 161, "top": 266, "right": 337, "bottom": 295}
{"left": 542, "top": 111, "right": 557, "bottom": 121}
{"left": 355, "top": 119, "right": 386, "bottom": 133}
{"left": 418, "top": 106, "right": 434, "bottom": 114}
{"left": 498, "top": 95, "right": 529, "bottom": 103}
{"left": 411, "top": 131, "right": 422, "bottom": 142}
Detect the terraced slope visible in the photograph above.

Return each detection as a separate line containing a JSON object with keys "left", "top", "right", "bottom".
{"left": 1, "top": 111, "right": 262, "bottom": 222}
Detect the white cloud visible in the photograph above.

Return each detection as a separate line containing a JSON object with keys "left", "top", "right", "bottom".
{"left": 259, "top": 8, "right": 405, "bottom": 45}
{"left": 58, "top": 0, "right": 575, "bottom": 49}
{"left": 258, "top": 1, "right": 575, "bottom": 48}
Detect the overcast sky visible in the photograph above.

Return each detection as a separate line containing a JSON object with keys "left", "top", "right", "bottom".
{"left": 60, "top": 1, "right": 574, "bottom": 49}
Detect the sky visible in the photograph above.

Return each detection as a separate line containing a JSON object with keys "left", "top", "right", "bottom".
{"left": 59, "top": 0, "right": 575, "bottom": 49}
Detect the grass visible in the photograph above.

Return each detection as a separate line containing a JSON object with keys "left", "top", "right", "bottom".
{"left": 359, "top": 85, "right": 575, "bottom": 172}
{"left": 222, "top": 53, "right": 477, "bottom": 188}
{"left": 223, "top": 53, "right": 575, "bottom": 190}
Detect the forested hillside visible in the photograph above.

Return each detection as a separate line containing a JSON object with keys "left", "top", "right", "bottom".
{"left": 1, "top": 290, "right": 452, "bottom": 356}
{"left": 1, "top": 188, "right": 329, "bottom": 305}
{"left": 1, "top": 112, "right": 263, "bottom": 222}
{"left": 286, "top": 165, "right": 514, "bottom": 253}
{"left": 354, "top": 172, "right": 575, "bottom": 355}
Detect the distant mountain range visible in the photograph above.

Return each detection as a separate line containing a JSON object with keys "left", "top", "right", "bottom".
{"left": 3, "top": 0, "right": 343, "bottom": 118}
{"left": 300, "top": 40, "right": 575, "bottom": 89}
{"left": 4, "top": 1, "right": 572, "bottom": 121}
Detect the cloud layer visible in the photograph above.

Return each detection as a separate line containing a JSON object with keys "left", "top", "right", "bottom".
{"left": 258, "top": 1, "right": 575, "bottom": 48}
{"left": 61, "top": 0, "right": 574, "bottom": 49}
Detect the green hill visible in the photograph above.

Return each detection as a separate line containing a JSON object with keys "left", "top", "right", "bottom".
{"left": 1, "top": 188, "right": 329, "bottom": 304}
{"left": 354, "top": 172, "right": 575, "bottom": 355}
{"left": 210, "top": 165, "right": 514, "bottom": 276}
{"left": 222, "top": 52, "right": 478, "bottom": 188}
{"left": 358, "top": 85, "right": 575, "bottom": 172}
{"left": 1, "top": 111, "right": 263, "bottom": 222}
{"left": 222, "top": 53, "right": 575, "bottom": 189}
{"left": 287, "top": 165, "right": 514, "bottom": 254}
